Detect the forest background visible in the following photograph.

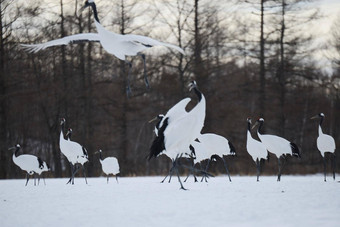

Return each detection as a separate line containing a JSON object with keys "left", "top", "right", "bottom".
{"left": 0, "top": 0, "right": 339, "bottom": 179}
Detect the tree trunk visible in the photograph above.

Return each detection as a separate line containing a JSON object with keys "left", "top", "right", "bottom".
{"left": 259, "top": 0, "right": 266, "bottom": 118}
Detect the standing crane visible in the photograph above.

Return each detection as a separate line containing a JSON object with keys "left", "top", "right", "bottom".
{"left": 10, "top": 144, "right": 50, "bottom": 186}
{"left": 96, "top": 149, "right": 120, "bottom": 183}
{"left": 148, "top": 81, "right": 206, "bottom": 190}
{"left": 252, "top": 118, "right": 300, "bottom": 181}
{"left": 311, "top": 113, "right": 336, "bottom": 181}
{"left": 246, "top": 118, "right": 268, "bottom": 181}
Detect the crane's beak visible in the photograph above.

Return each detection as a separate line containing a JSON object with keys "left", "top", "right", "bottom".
{"left": 310, "top": 115, "right": 319, "bottom": 120}
{"left": 78, "top": 5, "right": 86, "bottom": 14}
{"left": 148, "top": 117, "right": 158, "bottom": 123}
{"left": 251, "top": 121, "right": 259, "bottom": 130}
{"left": 8, "top": 147, "right": 15, "bottom": 151}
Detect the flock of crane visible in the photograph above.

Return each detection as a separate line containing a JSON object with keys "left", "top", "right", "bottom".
{"left": 11, "top": 0, "right": 336, "bottom": 189}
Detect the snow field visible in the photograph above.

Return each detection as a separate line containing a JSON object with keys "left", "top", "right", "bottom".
{"left": 0, "top": 175, "right": 339, "bottom": 227}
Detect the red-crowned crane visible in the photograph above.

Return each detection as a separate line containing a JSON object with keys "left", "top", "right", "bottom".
{"left": 59, "top": 118, "right": 88, "bottom": 185}
{"left": 21, "top": 0, "right": 185, "bottom": 96}
{"left": 96, "top": 149, "right": 120, "bottom": 183}
{"left": 252, "top": 118, "right": 300, "bottom": 181}
{"left": 311, "top": 113, "right": 336, "bottom": 181}
{"left": 10, "top": 144, "right": 50, "bottom": 186}
{"left": 148, "top": 81, "right": 206, "bottom": 190}
{"left": 246, "top": 118, "right": 268, "bottom": 181}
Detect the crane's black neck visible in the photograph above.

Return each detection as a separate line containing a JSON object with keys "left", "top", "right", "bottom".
{"left": 319, "top": 116, "right": 324, "bottom": 126}
{"left": 67, "top": 131, "right": 72, "bottom": 140}
{"left": 193, "top": 87, "right": 202, "bottom": 102}
{"left": 257, "top": 121, "right": 264, "bottom": 133}
{"left": 13, "top": 147, "right": 20, "bottom": 157}
{"left": 90, "top": 3, "right": 100, "bottom": 23}
{"left": 155, "top": 115, "right": 164, "bottom": 130}
{"left": 61, "top": 122, "right": 66, "bottom": 139}
{"left": 99, "top": 151, "right": 103, "bottom": 160}
{"left": 247, "top": 121, "right": 251, "bottom": 131}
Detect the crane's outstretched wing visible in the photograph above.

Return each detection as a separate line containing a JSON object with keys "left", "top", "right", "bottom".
{"left": 124, "top": 34, "right": 185, "bottom": 55}
{"left": 161, "top": 98, "right": 191, "bottom": 126}
{"left": 21, "top": 33, "right": 100, "bottom": 53}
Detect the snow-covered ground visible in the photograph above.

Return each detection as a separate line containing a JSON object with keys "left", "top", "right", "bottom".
{"left": 0, "top": 175, "right": 339, "bottom": 227}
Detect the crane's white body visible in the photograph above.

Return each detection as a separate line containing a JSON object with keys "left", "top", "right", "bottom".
{"left": 11, "top": 145, "right": 50, "bottom": 186}
{"left": 21, "top": 20, "right": 184, "bottom": 59}
{"left": 316, "top": 125, "right": 336, "bottom": 157}
{"left": 163, "top": 93, "right": 205, "bottom": 159}
{"left": 13, "top": 154, "right": 48, "bottom": 175}
{"left": 59, "top": 131, "right": 88, "bottom": 165}
{"left": 254, "top": 118, "right": 300, "bottom": 181}
{"left": 100, "top": 157, "right": 120, "bottom": 176}
{"left": 257, "top": 133, "right": 293, "bottom": 158}
{"left": 246, "top": 130, "right": 268, "bottom": 162}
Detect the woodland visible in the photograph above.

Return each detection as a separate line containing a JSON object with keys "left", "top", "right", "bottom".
{"left": 0, "top": 0, "right": 339, "bottom": 179}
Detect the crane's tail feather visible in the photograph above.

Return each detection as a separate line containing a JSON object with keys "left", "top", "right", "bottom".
{"left": 161, "top": 43, "right": 185, "bottom": 55}
{"left": 290, "top": 143, "right": 301, "bottom": 158}
{"left": 21, "top": 44, "right": 47, "bottom": 53}
{"left": 228, "top": 141, "right": 236, "bottom": 156}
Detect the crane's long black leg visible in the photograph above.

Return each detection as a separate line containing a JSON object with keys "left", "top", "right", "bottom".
{"left": 168, "top": 166, "right": 174, "bottom": 183}
{"left": 25, "top": 173, "right": 29, "bottom": 186}
{"left": 72, "top": 165, "right": 81, "bottom": 185}
{"left": 67, "top": 164, "right": 74, "bottom": 184}
{"left": 82, "top": 165, "right": 88, "bottom": 184}
{"left": 125, "top": 60, "right": 133, "bottom": 97}
{"left": 256, "top": 159, "right": 260, "bottom": 182}
{"left": 116, "top": 175, "right": 119, "bottom": 183}
{"left": 277, "top": 157, "right": 282, "bottom": 182}
{"left": 137, "top": 53, "right": 150, "bottom": 89}
{"left": 332, "top": 154, "right": 336, "bottom": 181}
{"left": 324, "top": 156, "right": 327, "bottom": 182}
{"left": 184, "top": 171, "right": 190, "bottom": 182}
{"left": 201, "top": 159, "right": 211, "bottom": 182}
{"left": 34, "top": 174, "right": 36, "bottom": 186}
{"left": 161, "top": 173, "right": 169, "bottom": 183}
{"left": 174, "top": 158, "right": 187, "bottom": 190}
{"left": 184, "top": 160, "right": 196, "bottom": 183}
{"left": 107, "top": 176, "right": 109, "bottom": 184}
{"left": 222, "top": 157, "right": 232, "bottom": 182}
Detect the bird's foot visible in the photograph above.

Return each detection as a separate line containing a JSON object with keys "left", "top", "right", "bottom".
{"left": 180, "top": 186, "right": 188, "bottom": 191}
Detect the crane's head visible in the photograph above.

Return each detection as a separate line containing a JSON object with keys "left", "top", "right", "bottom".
{"left": 60, "top": 118, "right": 66, "bottom": 125}
{"left": 252, "top": 118, "right": 264, "bottom": 130}
{"left": 94, "top": 149, "right": 102, "bottom": 155}
{"left": 80, "top": 0, "right": 95, "bottom": 13}
{"left": 8, "top": 144, "right": 20, "bottom": 151}
{"left": 148, "top": 114, "right": 164, "bottom": 123}
{"left": 247, "top": 117, "right": 252, "bottom": 124}
{"left": 188, "top": 81, "right": 197, "bottom": 91}
{"left": 311, "top": 113, "right": 325, "bottom": 120}
{"left": 66, "top": 128, "right": 72, "bottom": 138}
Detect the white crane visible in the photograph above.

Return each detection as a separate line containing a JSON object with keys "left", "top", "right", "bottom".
{"left": 21, "top": 0, "right": 185, "bottom": 96}
{"left": 148, "top": 81, "right": 206, "bottom": 189}
{"left": 246, "top": 118, "right": 268, "bottom": 181}
{"left": 65, "top": 128, "right": 89, "bottom": 184}
{"left": 311, "top": 113, "right": 336, "bottom": 181}
{"left": 59, "top": 118, "right": 88, "bottom": 185}
{"left": 10, "top": 144, "right": 50, "bottom": 186}
{"left": 193, "top": 133, "right": 236, "bottom": 182}
{"left": 96, "top": 150, "right": 120, "bottom": 183}
{"left": 252, "top": 118, "right": 300, "bottom": 181}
